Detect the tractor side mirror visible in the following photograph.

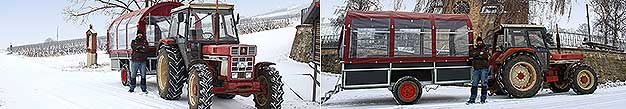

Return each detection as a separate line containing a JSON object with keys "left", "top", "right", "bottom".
{"left": 177, "top": 13, "right": 185, "bottom": 22}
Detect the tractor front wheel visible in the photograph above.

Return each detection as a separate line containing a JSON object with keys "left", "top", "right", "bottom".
{"left": 254, "top": 66, "right": 284, "bottom": 109}
{"left": 188, "top": 63, "right": 214, "bottom": 109}
{"left": 570, "top": 65, "right": 598, "bottom": 95}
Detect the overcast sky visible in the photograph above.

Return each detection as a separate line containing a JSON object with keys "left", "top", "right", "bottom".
{"left": 0, "top": 0, "right": 309, "bottom": 48}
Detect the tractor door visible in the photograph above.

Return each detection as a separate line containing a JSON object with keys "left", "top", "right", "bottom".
{"left": 527, "top": 29, "right": 550, "bottom": 72}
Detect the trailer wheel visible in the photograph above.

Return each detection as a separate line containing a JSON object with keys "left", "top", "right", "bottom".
{"left": 157, "top": 45, "right": 186, "bottom": 100}
{"left": 216, "top": 94, "right": 236, "bottom": 99}
{"left": 120, "top": 64, "right": 130, "bottom": 86}
{"left": 570, "top": 65, "right": 597, "bottom": 95}
{"left": 254, "top": 66, "right": 284, "bottom": 109}
{"left": 188, "top": 63, "right": 214, "bottom": 109}
{"left": 549, "top": 80, "right": 570, "bottom": 93}
{"left": 500, "top": 54, "right": 543, "bottom": 98}
{"left": 392, "top": 76, "right": 422, "bottom": 105}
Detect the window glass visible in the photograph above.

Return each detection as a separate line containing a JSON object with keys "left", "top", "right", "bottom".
{"left": 508, "top": 29, "right": 528, "bottom": 47}
{"left": 394, "top": 19, "right": 432, "bottom": 57}
{"left": 118, "top": 18, "right": 131, "bottom": 49}
{"left": 435, "top": 20, "right": 469, "bottom": 56}
{"left": 528, "top": 30, "right": 545, "bottom": 48}
{"left": 109, "top": 20, "right": 118, "bottom": 50}
{"left": 350, "top": 18, "right": 390, "bottom": 58}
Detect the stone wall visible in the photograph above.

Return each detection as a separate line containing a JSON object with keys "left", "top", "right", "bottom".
{"left": 554, "top": 48, "right": 626, "bottom": 83}
{"left": 322, "top": 49, "right": 340, "bottom": 73}
{"left": 289, "top": 25, "right": 313, "bottom": 62}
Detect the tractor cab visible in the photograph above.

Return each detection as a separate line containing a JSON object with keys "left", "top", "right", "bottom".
{"left": 484, "top": 24, "right": 551, "bottom": 72}
{"left": 169, "top": 3, "right": 240, "bottom": 44}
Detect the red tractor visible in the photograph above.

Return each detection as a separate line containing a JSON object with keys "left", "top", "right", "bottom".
{"left": 155, "top": 3, "right": 284, "bottom": 109}
{"left": 485, "top": 24, "right": 598, "bottom": 97}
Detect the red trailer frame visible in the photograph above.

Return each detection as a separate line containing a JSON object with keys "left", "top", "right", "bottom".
{"left": 340, "top": 11, "right": 474, "bottom": 89}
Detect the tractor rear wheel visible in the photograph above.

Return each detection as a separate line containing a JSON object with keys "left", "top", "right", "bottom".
{"left": 570, "top": 65, "right": 597, "bottom": 95}
{"left": 120, "top": 64, "right": 130, "bottom": 86}
{"left": 216, "top": 94, "right": 236, "bottom": 99}
{"left": 254, "top": 66, "right": 284, "bottom": 109}
{"left": 499, "top": 54, "right": 543, "bottom": 98}
{"left": 392, "top": 76, "right": 422, "bottom": 105}
{"left": 549, "top": 80, "right": 570, "bottom": 93}
{"left": 157, "top": 45, "right": 187, "bottom": 100}
{"left": 188, "top": 63, "right": 214, "bottom": 109}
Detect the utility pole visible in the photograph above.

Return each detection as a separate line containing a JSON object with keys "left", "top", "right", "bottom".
{"left": 586, "top": 4, "right": 592, "bottom": 42}
{"left": 56, "top": 26, "right": 59, "bottom": 41}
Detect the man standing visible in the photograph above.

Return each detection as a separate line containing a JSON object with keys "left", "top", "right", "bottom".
{"left": 468, "top": 37, "right": 490, "bottom": 104}
{"left": 129, "top": 30, "right": 148, "bottom": 93}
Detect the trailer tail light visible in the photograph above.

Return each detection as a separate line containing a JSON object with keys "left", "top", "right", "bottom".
{"left": 231, "top": 57, "right": 254, "bottom": 80}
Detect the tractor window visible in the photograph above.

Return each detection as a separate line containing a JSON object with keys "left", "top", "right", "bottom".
{"left": 508, "top": 29, "right": 528, "bottom": 47}
{"left": 528, "top": 30, "right": 545, "bottom": 48}
{"left": 393, "top": 19, "right": 432, "bottom": 57}
{"left": 435, "top": 20, "right": 469, "bottom": 56}
{"left": 350, "top": 18, "right": 390, "bottom": 58}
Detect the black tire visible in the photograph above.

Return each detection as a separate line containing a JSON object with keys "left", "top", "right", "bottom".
{"left": 392, "top": 76, "right": 422, "bottom": 105}
{"left": 549, "top": 80, "right": 570, "bottom": 93}
{"left": 499, "top": 53, "right": 543, "bottom": 98}
{"left": 157, "top": 45, "right": 187, "bottom": 100}
{"left": 570, "top": 65, "right": 597, "bottom": 95}
{"left": 254, "top": 66, "right": 284, "bottom": 109}
{"left": 188, "top": 63, "right": 214, "bottom": 109}
{"left": 121, "top": 64, "right": 130, "bottom": 86}
{"left": 215, "top": 94, "right": 236, "bottom": 99}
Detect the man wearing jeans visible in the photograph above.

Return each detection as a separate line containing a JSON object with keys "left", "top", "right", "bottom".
{"left": 468, "top": 37, "right": 490, "bottom": 104}
{"left": 129, "top": 30, "right": 148, "bottom": 93}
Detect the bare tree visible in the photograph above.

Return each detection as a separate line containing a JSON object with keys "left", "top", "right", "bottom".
{"left": 413, "top": 0, "right": 433, "bottom": 12}
{"left": 331, "top": 0, "right": 382, "bottom": 31}
{"left": 591, "top": 0, "right": 626, "bottom": 45}
{"left": 393, "top": 0, "right": 404, "bottom": 11}
{"left": 63, "top": 0, "right": 202, "bottom": 25}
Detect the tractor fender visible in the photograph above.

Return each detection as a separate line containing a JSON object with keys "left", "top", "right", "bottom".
{"left": 254, "top": 62, "right": 276, "bottom": 76}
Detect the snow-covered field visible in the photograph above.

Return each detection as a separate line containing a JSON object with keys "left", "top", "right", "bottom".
{"left": 321, "top": 72, "right": 626, "bottom": 109}
{"left": 0, "top": 26, "right": 319, "bottom": 109}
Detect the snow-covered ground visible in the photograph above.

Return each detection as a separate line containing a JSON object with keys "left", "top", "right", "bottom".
{"left": 0, "top": 26, "right": 319, "bottom": 109}
{"left": 321, "top": 72, "right": 626, "bottom": 109}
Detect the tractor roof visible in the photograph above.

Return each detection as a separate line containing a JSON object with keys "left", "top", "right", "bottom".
{"left": 501, "top": 24, "right": 545, "bottom": 28}
{"left": 171, "top": 3, "right": 234, "bottom": 12}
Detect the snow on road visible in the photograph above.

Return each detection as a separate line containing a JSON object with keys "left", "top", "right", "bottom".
{"left": 321, "top": 72, "right": 626, "bottom": 109}
{"left": 0, "top": 26, "right": 319, "bottom": 109}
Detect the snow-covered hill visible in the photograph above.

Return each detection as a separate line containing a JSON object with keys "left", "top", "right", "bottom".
{"left": 0, "top": 26, "right": 319, "bottom": 109}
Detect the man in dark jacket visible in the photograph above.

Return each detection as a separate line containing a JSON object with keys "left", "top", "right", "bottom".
{"left": 129, "top": 30, "right": 148, "bottom": 93}
{"left": 468, "top": 36, "right": 490, "bottom": 104}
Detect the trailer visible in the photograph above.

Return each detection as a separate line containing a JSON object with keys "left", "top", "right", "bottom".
{"left": 321, "top": 11, "right": 598, "bottom": 105}
{"left": 106, "top": 2, "right": 183, "bottom": 86}
{"left": 322, "top": 11, "right": 475, "bottom": 104}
